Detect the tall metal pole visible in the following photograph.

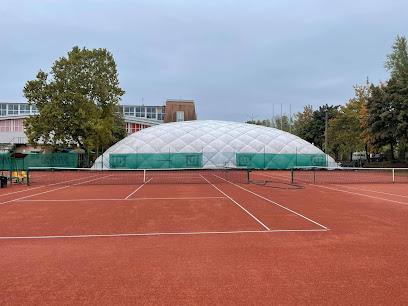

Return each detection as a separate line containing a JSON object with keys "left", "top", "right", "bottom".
{"left": 272, "top": 103, "right": 275, "bottom": 128}
{"left": 289, "top": 104, "right": 292, "bottom": 134}
{"left": 280, "top": 103, "right": 283, "bottom": 130}
{"left": 325, "top": 110, "right": 328, "bottom": 154}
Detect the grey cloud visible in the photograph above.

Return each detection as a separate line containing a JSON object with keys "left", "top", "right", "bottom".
{"left": 1, "top": 0, "right": 407, "bottom": 121}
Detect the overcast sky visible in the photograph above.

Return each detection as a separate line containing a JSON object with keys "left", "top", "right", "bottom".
{"left": 1, "top": 0, "right": 407, "bottom": 121}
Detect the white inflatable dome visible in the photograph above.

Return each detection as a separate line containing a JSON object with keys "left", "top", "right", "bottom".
{"left": 94, "top": 120, "right": 336, "bottom": 168}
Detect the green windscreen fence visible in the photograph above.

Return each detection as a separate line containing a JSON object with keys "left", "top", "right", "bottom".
{"left": 236, "top": 153, "right": 327, "bottom": 169}
{"left": 0, "top": 153, "right": 78, "bottom": 171}
{"left": 109, "top": 153, "right": 202, "bottom": 169}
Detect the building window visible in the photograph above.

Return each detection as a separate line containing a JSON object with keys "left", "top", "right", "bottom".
{"left": 8, "top": 104, "right": 19, "bottom": 115}
{"left": 0, "top": 104, "right": 6, "bottom": 116}
{"left": 126, "top": 123, "right": 136, "bottom": 133}
{"left": 146, "top": 107, "right": 156, "bottom": 119}
{"left": 13, "top": 119, "right": 24, "bottom": 131}
{"left": 157, "top": 106, "right": 165, "bottom": 120}
{"left": 177, "top": 111, "right": 184, "bottom": 122}
{"left": 124, "top": 106, "right": 135, "bottom": 116}
{"left": 126, "top": 123, "right": 150, "bottom": 134}
{"left": 0, "top": 119, "right": 24, "bottom": 132}
{"left": 31, "top": 105, "right": 39, "bottom": 114}
{"left": 20, "top": 104, "right": 30, "bottom": 114}
{"left": 136, "top": 107, "right": 145, "bottom": 117}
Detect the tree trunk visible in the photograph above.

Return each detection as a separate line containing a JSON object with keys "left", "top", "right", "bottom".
{"left": 365, "top": 143, "right": 370, "bottom": 163}
{"left": 390, "top": 142, "right": 395, "bottom": 160}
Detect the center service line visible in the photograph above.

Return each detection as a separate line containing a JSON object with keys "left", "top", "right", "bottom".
{"left": 200, "top": 175, "right": 271, "bottom": 231}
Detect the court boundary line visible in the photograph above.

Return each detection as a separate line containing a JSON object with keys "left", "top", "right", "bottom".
{"left": 0, "top": 185, "right": 70, "bottom": 205}
{"left": 0, "top": 185, "right": 47, "bottom": 197}
{"left": 257, "top": 172, "right": 408, "bottom": 206}
{"left": 15, "top": 197, "right": 228, "bottom": 202}
{"left": 200, "top": 175, "right": 271, "bottom": 231}
{"left": 0, "top": 172, "right": 107, "bottom": 198}
{"left": 0, "top": 175, "right": 115, "bottom": 205}
{"left": 216, "top": 175, "right": 329, "bottom": 230}
{"left": 0, "top": 228, "right": 328, "bottom": 240}
{"left": 333, "top": 184, "right": 408, "bottom": 199}
{"left": 314, "top": 185, "right": 408, "bottom": 205}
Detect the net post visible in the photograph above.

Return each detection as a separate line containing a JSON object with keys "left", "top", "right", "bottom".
{"left": 52, "top": 167, "right": 55, "bottom": 184}
{"left": 143, "top": 169, "right": 146, "bottom": 184}
{"left": 392, "top": 168, "right": 395, "bottom": 183}
{"left": 291, "top": 168, "right": 294, "bottom": 183}
{"left": 27, "top": 169, "right": 30, "bottom": 186}
{"left": 247, "top": 168, "right": 250, "bottom": 183}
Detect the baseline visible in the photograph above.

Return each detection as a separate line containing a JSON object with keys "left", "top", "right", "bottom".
{"left": 0, "top": 228, "right": 327, "bottom": 240}
{"left": 15, "top": 197, "right": 227, "bottom": 202}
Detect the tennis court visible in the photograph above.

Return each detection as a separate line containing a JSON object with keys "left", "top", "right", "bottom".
{"left": 1, "top": 168, "right": 408, "bottom": 304}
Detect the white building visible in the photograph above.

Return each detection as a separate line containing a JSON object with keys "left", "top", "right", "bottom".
{"left": 0, "top": 102, "right": 166, "bottom": 153}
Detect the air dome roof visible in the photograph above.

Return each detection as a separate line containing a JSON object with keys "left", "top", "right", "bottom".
{"left": 95, "top": 120, "right": 336, "bottom": 168}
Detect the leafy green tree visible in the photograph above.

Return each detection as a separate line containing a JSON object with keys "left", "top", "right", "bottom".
{"left": 299, "top": 105, "right": 338, "bottom": 151}
{"left": 329, "top": 85, "right": 368, "bottom": 161}
{"left": 366, "top": 82, "right": 398, "bottom": 159}
{"left": 246, "top": 116, "right": 293, "bottom": 133}
{"left": 293, "top": 105, "right": 313, "bottom": 140}
{"left": 23, "top": 46, "right": 126, "bottom": 151}
{"left": 384, "top": 36, "right": 408, "bottom": 82}
{"left": 111, "top": 105, "right": 127, "bottom": 147}
{"left": 273, "top": 115, "right": 290, "bottom": 132}
{"left": 385, "top": 74, "right": 408, "bottom": 158}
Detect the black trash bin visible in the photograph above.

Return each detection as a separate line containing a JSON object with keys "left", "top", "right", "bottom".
{"left": 0, "top": 175, "right": 8, "bottom": 188}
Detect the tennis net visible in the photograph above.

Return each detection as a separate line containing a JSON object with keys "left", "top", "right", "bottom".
{"left": 27, "top": 167, "right": 249, "bottom": 186}
{"left": 291, "top": 167, "right": 408, "bottom": 184}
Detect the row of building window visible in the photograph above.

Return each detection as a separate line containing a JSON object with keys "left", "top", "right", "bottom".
{"left": 0, "top": 104, "right": 165, "bottom": 120}
{"left": 123, "top": 106, "right": 165, "bottom": 120}
{"left": 126, "top": 123, "right": 150, "bottom": 134}
{"left": 0, "top": 104, "right": 39, "bottom": 116}
{"left": 1, "top": 119, "right": 154, "bottom": 134}
{"left": 0, "top": 119, "right": 24, "bottom": 132}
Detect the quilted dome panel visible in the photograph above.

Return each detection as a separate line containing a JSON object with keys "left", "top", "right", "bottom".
{"left": 94, "top": 120, "right": 336, "bottom": 168}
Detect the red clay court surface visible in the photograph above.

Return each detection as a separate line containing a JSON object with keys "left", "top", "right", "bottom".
{"left": 0, "top": 170, "right": 408, "bottom": 305}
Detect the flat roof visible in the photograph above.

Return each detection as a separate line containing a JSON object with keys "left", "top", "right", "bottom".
{"left": 166, "top": 99, "right": 194, "bottom": 103}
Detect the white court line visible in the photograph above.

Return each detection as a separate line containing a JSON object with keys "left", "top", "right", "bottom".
{"left": 124, "top": 178, "right": 152, "bottom": 199}
{"left": 259, "top": 172, "right": 408, "bottom": 206}
{"left": 333, "top": 184, "right": 408, "bottom": 199}
{"left": 314, "top": 185, "right": 408, "bottom": 206}
{"left": 15, "top": 197, "right": 227, "bottom": 202}
{"left": 216, "top": 175, "right": 328, "bottom": 230}
{"left": 200, "top": 175, "right": 271, "bottom": 231}
{"left": 0, "top": 185, "right": 47, "bottom": 197}
{"left": 0, "top": 185, "right": 71, "bottom": 205}
{"left": 0, "top": 175, "right": 114, "bottom": 206}
{"left": 0, "top": 172, "right": 102, "bottom": 197}
{"left": 0, "top": 228, "right": 328, "bottom": 240}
